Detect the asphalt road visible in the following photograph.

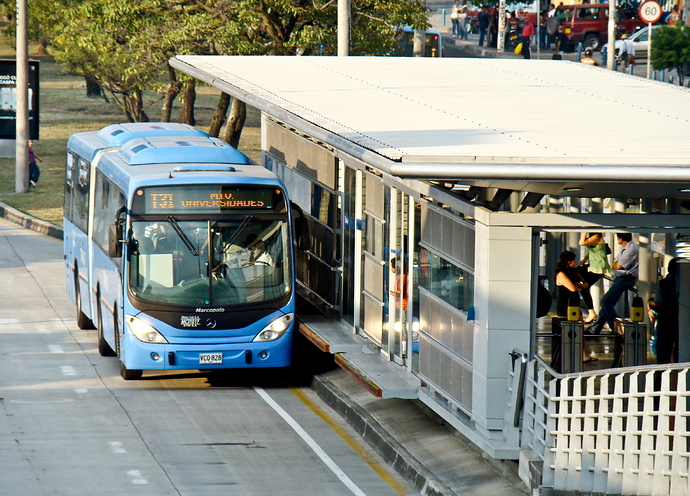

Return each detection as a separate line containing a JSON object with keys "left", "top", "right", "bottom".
{"left": 0, "top": 218, "right": 417, "bottom": 496}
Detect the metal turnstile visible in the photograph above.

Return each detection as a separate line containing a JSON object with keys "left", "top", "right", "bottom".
{"left": 551, "top": 319, "right": 583, "bottom": 374}
{"left": 613, "top": 319, "right": 647, "bottom": 367}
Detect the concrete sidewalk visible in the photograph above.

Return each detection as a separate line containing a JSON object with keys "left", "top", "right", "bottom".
{"left": 0, "top": 201, "right": 527, "bottom": 496}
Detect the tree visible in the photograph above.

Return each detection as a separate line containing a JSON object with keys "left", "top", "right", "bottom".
{"left": 49, "top": 0, "right": 169, "bottom": 121}
{"left": 651, "top": 21, "right": 690, "bottom": 86}
{"left": 4, "top": 0, "right": 430, "bottom": 130}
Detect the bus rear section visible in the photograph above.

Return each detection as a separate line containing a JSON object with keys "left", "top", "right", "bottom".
{"left": 394, "top": 27, "right": 444, "bottom": 57}
{"left": 63, "top": 124, "right": 306, "bottom": 380}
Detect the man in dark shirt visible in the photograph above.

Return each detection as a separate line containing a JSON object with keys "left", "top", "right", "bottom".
{"left": 554, "top": 24, "right": 567, "bottom": 53}
{"left": 477, "top": 5, "right": 491, "bottom": 47}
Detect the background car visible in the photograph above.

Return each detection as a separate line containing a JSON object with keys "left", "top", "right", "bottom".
{"left": 553, "top": 3, "right": 646, "bottom": 51}
{"left": 602, "top": 25, "right": 658, "bottom": 60}
{"left": 627, "top": 25, "right": 658, "bottom": 58}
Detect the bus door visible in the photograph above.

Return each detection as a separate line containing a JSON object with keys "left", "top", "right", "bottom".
{"left": 360, "top": 173, "right": 388, "bottom": 349}
{"left": 341, "top": 164, "right": 361, "bottom": 331}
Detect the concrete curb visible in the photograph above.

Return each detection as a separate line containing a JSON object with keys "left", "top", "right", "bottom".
{"left": 0, "top": 201, "right": 63, "bottom": 240}
{"left": 311, "top": 375, "right": 456, "bottom": 496}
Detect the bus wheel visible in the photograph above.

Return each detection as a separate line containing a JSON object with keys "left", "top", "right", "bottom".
{"left": 75, "top": 279, "right": 95, "bottom": 330}
{"left": 97, "top": 300, "right": 116, "bottom": 357}
{"left": 120, "top": 361, "right": 143, "bottom": 381}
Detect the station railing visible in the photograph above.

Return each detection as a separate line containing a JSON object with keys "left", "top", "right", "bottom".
{"left": 516, "top": 355, "right": 690, "bottom": 495}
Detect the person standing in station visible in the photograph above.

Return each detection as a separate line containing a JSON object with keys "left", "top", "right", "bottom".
{"left": 555, "top": 250, "right": 596, "bottom": 362}
{"left": 577, "top": 232, "right": 610, "bottom": 322}
{"left": 654, "top": 259, "right": 679, "bottom": 364}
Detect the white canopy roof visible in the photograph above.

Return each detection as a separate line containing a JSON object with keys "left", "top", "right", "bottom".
{"left": 170, "top": 55, "right": 690, "bottom": 199}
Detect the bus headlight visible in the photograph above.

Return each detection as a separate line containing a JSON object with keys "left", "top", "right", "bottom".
{"left": 254, "top": 313, "right": 294, "bottom": 342}
{"left": 126, "top": 315, "right": 168, "bottom": 344}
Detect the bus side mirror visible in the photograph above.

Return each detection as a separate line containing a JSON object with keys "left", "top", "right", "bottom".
{"left": 291, "top": 202, "right": 310, "bottom": 251}
{"left": 109, "top": 222, "right": 123, "bottom": 258}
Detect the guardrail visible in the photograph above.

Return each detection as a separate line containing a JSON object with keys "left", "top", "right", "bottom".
{"left": 516, "top": 355, "right": 690, "bottom": 495}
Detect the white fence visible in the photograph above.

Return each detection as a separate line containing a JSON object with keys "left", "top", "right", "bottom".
{"left": 518, "top": 357, "right": 690, "bottom": 495}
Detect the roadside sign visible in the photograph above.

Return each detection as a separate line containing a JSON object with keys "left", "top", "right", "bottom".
{"left": 638, "top": 0, "right": 663, "bottom": 24}
{"left": 638, "top": 0, "right": 662, "bottom": 79}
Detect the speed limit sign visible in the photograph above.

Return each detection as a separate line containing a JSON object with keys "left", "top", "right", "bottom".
{"left": 639, "top": 0, "right": 663, "bottom": 23}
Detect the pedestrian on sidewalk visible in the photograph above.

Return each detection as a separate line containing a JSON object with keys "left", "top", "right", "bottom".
{"left": 617, "top": 34, "right": 634, "bottom": 72}
{"left": 458, "top": 0, "right": 469, "bottom": 40}
{"left": 28, "top": 140, "right": 42, "bottom": 187}
{"left": 451, "top": 0, "right": 461, "bottom": 39}
{"left": 520, "top": 17, "right": 535, "bottom": 59}
{"left": 477, "top": 5, "right": 490, "bottom": 47}
{"left": 539, "top": 9, "right": 549, "bottom": 49}
{"left": 554, "top": 24, "right": 567, "bottom": 56}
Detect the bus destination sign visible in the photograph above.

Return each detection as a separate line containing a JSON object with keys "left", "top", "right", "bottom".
{"left": 134, "top": 186, "right": 283, "bottom": 214}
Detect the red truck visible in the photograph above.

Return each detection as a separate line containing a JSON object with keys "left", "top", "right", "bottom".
{"left": 550, "top": 3, "right": 646, "bottom": 51}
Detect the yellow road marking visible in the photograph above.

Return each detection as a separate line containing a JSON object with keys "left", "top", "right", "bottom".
{"left": 291, "top": 387, "right": 410, "bottom": 495}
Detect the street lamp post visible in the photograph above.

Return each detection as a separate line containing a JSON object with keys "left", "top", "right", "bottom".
{"left": 15, "top": 0, "right": 29, "bottom": 193}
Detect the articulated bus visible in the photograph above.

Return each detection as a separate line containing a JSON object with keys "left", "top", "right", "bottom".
{"left": 63, "top": 123, "right": 307, "bottom": 379}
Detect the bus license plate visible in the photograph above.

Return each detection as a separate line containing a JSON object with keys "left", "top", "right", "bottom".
{"left": 199, "top": 353, "right": 223, "bottom": 365}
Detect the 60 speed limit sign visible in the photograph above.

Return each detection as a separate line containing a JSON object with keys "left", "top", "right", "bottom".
{"left": 639, "top": 0, "right": 663, "bottom": 24}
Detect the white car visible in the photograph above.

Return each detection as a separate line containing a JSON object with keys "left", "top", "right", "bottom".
{"left": 627, "top": 25, "right": 659, "bottom": 58}
{"left": 602, "top": 25, "right": 659, "bottom": 60}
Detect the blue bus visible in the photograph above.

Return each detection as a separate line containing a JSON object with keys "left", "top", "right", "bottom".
{"left": 63, "top": 123, "right": 307, "bottom": 380}
{"left": 393, "top": 27, "right": 444, "bottom": 58}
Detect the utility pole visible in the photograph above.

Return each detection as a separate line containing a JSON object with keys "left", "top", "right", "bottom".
{"left": 606, "top": 0, "right": 616, "bottom": 70}
{"left": 338, "top": 0, "right": 350, "bottom": 56}
{"left": 15, "top": 0, "right": 29, "bottom": 193}
{"left": 413, "top": 29, "right": 424, "bottom": 57}
{"left": 413, "top": 0, "right": 427, "bottom": 57}
{"left": 497, "top": 0, "right": 506, "bottom": 52}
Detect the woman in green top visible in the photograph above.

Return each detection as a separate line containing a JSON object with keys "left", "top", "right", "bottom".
{"left": 578, "top": 232, "right": 611, "bottom": 323}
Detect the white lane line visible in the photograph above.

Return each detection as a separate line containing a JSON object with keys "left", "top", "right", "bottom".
{"left": 108, "top": 441, "right": 127, "bottom": 454}
{"left": 74, "top": 389, "right": 88, "bottom": 395}
{"left": 127, "top": 470, "right": 148, "bottom": 485}
{"left": 48, "top": 344, "right": 64, "bottom": 353}
{"left": 254, "top": 387, "right": 367, "bottom": 496}
{"left": 60, "top": 365, "right": 76, "bottom": 376}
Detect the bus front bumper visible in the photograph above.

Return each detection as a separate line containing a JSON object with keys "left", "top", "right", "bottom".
{"left": 121, "top": 334, "right": 293, "bottom": 371}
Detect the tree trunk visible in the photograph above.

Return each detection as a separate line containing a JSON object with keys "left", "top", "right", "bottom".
{"left": 125, "top": 89, "right": 149, "bottom": 122}
{"left": 208, "top": 93, "right": 231, "bottom": 137}
{"left": 85, "top": 76, "right": 102, "bottom": 98}
{"left": 161, "top": 66, "right": 182, "bottom": 122}
{"left": 180, "top": 80, "right": 196, "bottom": 126}
{"left": 223, "top": 98, "right": 246, "bottom": 149}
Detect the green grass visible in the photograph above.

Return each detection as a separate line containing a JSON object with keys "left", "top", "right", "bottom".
{"left": 0, "top": 54, "right": 261, "bottom": 226}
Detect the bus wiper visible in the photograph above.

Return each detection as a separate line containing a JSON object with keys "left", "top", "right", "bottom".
{"left": 167, "top": 216, "right": 199, "bottom": 256}
{"left": 225, "top": 215, "right": 253, "bottom": 248}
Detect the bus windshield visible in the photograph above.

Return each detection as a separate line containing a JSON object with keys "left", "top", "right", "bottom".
{"left": 128, "top": 217, "right": 290, "bottom": 307}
